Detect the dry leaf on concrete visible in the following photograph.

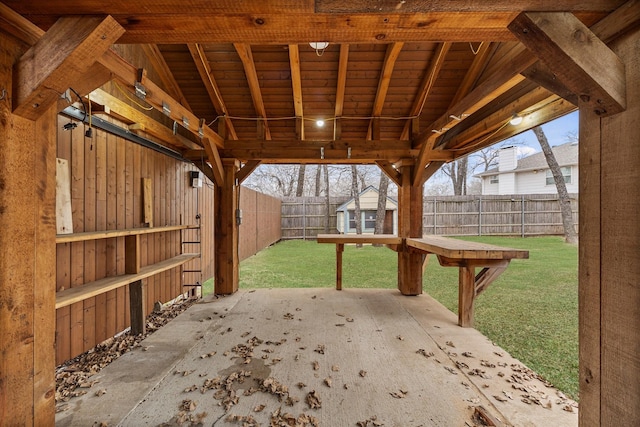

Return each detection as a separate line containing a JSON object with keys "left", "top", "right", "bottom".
{"left": 306, "top": 390, "right": 322, "bottom": 409}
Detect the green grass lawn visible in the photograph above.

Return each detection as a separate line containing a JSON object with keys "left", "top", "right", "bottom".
{"left": 219, "top": 236, "right": 578, "bottom": 399}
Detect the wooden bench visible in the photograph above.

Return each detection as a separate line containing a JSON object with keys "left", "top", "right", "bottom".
{"left": 55, "top": 225, "right": 199, "bottom": 335}
{"left": 316, "top": 234, "right": 402, "bottom": 290}
{"left": 406, "top": 236, "right": 529, "bottom": 327}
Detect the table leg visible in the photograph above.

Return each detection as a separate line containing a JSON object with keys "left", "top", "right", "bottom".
{"left": 458, "top": 265, "right": 475, "bottom": 327}
{"left": 336, "top": 243, "right": 344, "bottom": 290}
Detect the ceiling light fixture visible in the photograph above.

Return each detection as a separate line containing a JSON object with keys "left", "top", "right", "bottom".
{"left": 309, "top": 42, "right": 329, "bottom": 56}
{"left": 509, "top": 113, "right": 523, "bottom": 126}
{"left": 315, "top": 119, "right": 325, "bottom": 128}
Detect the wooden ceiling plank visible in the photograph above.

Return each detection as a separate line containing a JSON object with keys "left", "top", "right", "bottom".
{"left": 590, "top": 0, "right": 640, "bottom": 44}
{"left": 315, "top": 1, "right": 623, "bottom": 13}
{"left": 449, "top": 42, "right": 494, "bottom": 107}
{"left": 237, "top": 160, "right": 262, "bottom": 184}
{"left": 334, "top": 44, "right": 350, "bottom": 140}
{"left": 233, "top": 43, "right": 271, "bottom": 140}
{"left": 509, "top": 12, "right": 625, "bottom": 116}
{"left": 141, "top": 44, "right": 192, "bottom": 111}
{"left": 288, "top": 44, "right": 304, "bottom": 140}
{"left": 13, "top": 16, "right": 124, "bottom": 120}
{"left": 367, "top": 42, "right": 404, "bottom": 139}
{"left": 400, "top": 42, "right": 451, "bottom": 140}
{"left": 187, "top": 43, "right": 238, "bottom": 140}
{"left": 376, "top": 160, "right": 402, "bottom": 187}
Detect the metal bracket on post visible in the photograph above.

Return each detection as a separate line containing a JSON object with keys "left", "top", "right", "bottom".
{"left": 162, "top": 101, "right": 171, "bottom": 116}
{"left": 134, "top": 69, "right": 147, "bottom": 100}
{"left": 198, "top": 118, "right": 205, "bottom": 139}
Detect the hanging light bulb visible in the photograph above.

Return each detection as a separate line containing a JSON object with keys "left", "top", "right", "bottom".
{"left": 309, "top": 42, "right": 329, "bottom": 56}
{"left": 315, "top": 119, "right": 325, "bottom": 128}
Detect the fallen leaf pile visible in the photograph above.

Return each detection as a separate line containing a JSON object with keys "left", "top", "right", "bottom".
{"left": 55, "top": 297, "right": 198, "bottom": 408}
{"left": 357, "top": 415, "right": 384, "bottom": 426}
{"left": 270, "top": 407, "right": 319, "bottom": 427}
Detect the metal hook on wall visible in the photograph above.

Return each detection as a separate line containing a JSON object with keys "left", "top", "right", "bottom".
{"left": 0, "top": 89, "right": 6, "bottom": 101}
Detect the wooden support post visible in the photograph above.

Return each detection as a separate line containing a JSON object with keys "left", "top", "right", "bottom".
{"left": 1, "top": 34, "right": 57, "bottom": 424}
{"left": 125, "top": 235, "right": 140, "bottom": 274}
{"left": 129, "top": 280, "right": 146, "bottom": 335}
{"left": 336, "top": 243, "right": 344, "bottom": 290}
{"left": 397, "top": 164, "right": 424, "bottom": 295}
{"left": 215, "top": 159, "right": 240, "bottom": 294}
{"left": 458, "top": 265, "right": 476, "bottom": 328}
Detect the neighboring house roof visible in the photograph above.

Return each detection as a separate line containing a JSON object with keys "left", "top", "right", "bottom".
{"left": 477, "top": 141, "right": 578, "bottom": 177}
{"left": 336, "top": 186, "right": 398, "bottom": 212}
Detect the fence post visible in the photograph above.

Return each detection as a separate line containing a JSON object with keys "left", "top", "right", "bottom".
{"left": 478, "top": 196, "right": 482, "bottom": 236}
{"left": 302, "top": 198, "right": 306, "bottom": 240}
{"left": 433, "top": 197, "right": 437, "bottom": 235}
{"left": 521, "top": 195, "right": 525, "bottom": 238}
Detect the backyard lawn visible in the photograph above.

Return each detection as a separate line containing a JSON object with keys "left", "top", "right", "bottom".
{"left": 207, "top": 236, "right": 578, "bottom": 399}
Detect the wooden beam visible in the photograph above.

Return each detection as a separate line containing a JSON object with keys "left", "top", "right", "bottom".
{"left": 454, "top": 97, "right": 577, "bottom": 158}
{"left": 509, "top": 12, "right": 625, "bottom": 116}
{"left": 13, "top": 16, "right": 124, "bottom": 120}
{"left": 449, "top": 42, "right": 494, "bottom": 108}
{"left": 0, "top": 2, "right": 44, "bottom": 45}
{"left": 88, "top": 88, "right": 201, "bottom": 150}
{"left": 215, "top": 160, "right": 240, "bottom": 294}
{"left": 236, "top": 160, "right": 261, "bottom": 184}
{"left": 289, "top": 44, "right": 305, "bottom": 140}
{"left": 187, "top": 43, "right": 238, "bottom": 140}
{"left": 141, "top": 44, "right": 192, "bottom": 111}
{"left": 334, "top": 44, "right": 349, "bottom": 140}
{"left": 367, "top": 42, "right": 404, "bottom": 139}
{"left": 400, "top": 42, "right": 451, "bottom": 140}
{"left": 589, "top": 0, "right": 640, "bottom": 45}
{"left": 411, "top": 46, "right": 535, "bottom": 185}
{"left": 375, "top": 160, "right": 402, "bottom": 187}
{"left": 95, "top": 49, "right": 225, "bottom": 149}
{"left": 397, "top": 165, "right": 424, "bottom": 295}
{"left": 521, "top": 61, "right": 579, "bottom": 106}
{"left": 439, "top": 85, "right": 554, "bottom": 150}
{"left": 233, "top": 43, "right": 271, "bottom": 140}
{"left": 202, "top": 137, "right": 225, "bottom": 186}
{"left": 419, "top": 161, "right": 445, "bottom": 186}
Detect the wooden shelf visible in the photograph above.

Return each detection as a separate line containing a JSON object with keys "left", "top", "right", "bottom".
{"left": 55, "top": 253, "right": 199, "bottom": 309}
{"left": 56, "top": 225, "right": 198, "bottom": 244}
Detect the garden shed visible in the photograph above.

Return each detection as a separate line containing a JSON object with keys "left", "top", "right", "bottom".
{"left": 0, "top": 1, "right": 638, "bottom": 426}
{"left": 336, "top": 186, "right": 398, "bottom": 235}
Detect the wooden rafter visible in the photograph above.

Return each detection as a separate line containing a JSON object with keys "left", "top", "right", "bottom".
{"left": 233, "top": 43, "right": 271, "bottom": 140}
{"left": 187, "top": 43, "right": 238, "bottom": 140}
{"left": 449, "top": 42, "right": 494, "bottom": 108}
{"left": 13, "top": 16, "right": 124, "bottom": 120}
{"left": 288, "top": 44, "right": 304, "bottom": 140}
{"left": 509, "top": 12, "right": 625, "bottom": 116}
{"left": 367, "top": 42, "right": 404, "bottom": 140}
{"left": 419, "top": 161, "right": 446, "bottom": 187}
{"left": 411, "top": 45, "right": 536, "bottom": 185}
{"left": 333, "top": 43, "right": 349, "bottom": 140}
{"left": 400, "top": 42, "right": 451, "bottom": 141}
{"left": 141, "top": 44, "right": 192, "bottom": 111}
{"left": 456, "top": 97, "right": 576, "bottom": 158}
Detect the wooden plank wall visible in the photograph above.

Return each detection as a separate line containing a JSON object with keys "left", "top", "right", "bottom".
{"left": 579, "top": 28, "right": 640, "bottom": 427}
{"left": 55, "top": 114, "right": 216, "bottom": 365}
{"left": 238, "top": 187, "right": 282, "bottom": 261}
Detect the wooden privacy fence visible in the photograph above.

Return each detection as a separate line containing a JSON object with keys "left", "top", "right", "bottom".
{"left": 281, "top": 197, "right": 350, "bottom": 239}
{"left": 239, "top": 187, "right": 282, "bottom": 260}
{"left": 282, "top": 194, "right": 578, "bottom": 239}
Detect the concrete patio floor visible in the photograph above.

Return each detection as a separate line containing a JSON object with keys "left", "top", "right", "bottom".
{"left": 55, "top": 288, "right": 578, "bottom": 427}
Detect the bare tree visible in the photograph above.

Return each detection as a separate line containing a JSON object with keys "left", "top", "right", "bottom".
{"left": 442, "top": 156, "right": 469, "bottom": 195}
{"left": 373, "top": 172, "right": 390, "bottom": 246}
{"left": 532, "top": 126, "right": 578, "bottom": 244}
{"left": 314, "top": 165, "right": 321, "bottom": 197}
{"left": 351, "top": 165, "right": 363, "bottom": 246}
{"left": 295, "top": 164, "right": 306, "bottom": 197}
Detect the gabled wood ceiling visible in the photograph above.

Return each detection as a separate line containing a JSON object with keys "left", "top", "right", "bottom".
{"left": 2, "top": 0, "right": 632, "bottom": 185}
